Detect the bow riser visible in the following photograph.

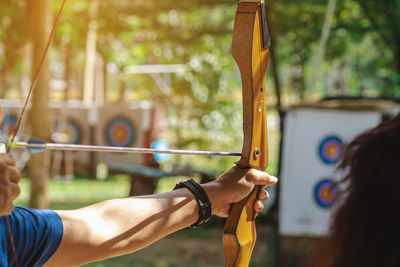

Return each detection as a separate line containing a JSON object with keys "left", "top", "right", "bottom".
{"left": 234, "top": 2, "right": 269, "bottom": 171}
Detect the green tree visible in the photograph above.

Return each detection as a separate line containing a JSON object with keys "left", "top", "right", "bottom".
{"left": 27, "top": 0, "right": 52, "bottom": 209}
{"left": 355, "top": 0, "right": 400, "bottom": 97}
{"left": 0, "top": 0, "right": 28, "bottom": 98}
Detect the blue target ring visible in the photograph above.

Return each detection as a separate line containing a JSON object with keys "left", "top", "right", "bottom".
{"left": 54, "top": 120, "right": 82, "bottom": 144}
{"left": 106, "top": 117, "right": 135, "bottom": 147}
{"left": 313, "top": 179, "right": 338, "bottom": 208}
{"left": 318, "top": 136, "right": 343, "bottom": 164}
{"left": 2, "top": 114, "right": 17, "bottom": 136}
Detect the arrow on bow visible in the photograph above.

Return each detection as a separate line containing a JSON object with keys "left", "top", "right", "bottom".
{"left": 4, "top": 138, "right": 241, "bottom": 157}
{"left": 224, "top": 1, "right": 270, "bottom": 266}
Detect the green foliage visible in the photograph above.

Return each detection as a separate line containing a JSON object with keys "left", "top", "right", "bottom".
{"left": 1, "top": 0, "right": 400, "bottom": 170}
{"left": 268, "top": 0, "right": 400, "bottom": 99}
{"left": 0, "top": 0, "right": 29, "bottom": 97}
{"left": 268, "top": 0, "right": 328, "bottom": 99}
{"left": 324, "top": 0, "right": 400, "bottom": 97}
{"left": 15, "top": 176, "right": 131, "bottom": 210}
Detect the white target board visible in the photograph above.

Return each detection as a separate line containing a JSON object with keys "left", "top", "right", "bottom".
{"left": 0, "top": 100, "right": 27, "bottom": 138}
{"left": 49, "top": 101, "right": 91, "bottom": 165}
{"left": 96, "top": 103, "right": 153, "bottom": 167}
{"left": 279, "top": 108, "right": 382, "bottom": 237}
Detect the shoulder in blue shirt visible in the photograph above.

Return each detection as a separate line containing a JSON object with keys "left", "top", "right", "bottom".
{"left": 0, "top": 207, "right": 64, "bottom": 267}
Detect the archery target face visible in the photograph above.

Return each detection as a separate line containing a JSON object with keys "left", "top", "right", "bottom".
{"left": 105, "top": 117, "right": 136, "bottom": 147}
{"left": 1, "top": 114, "right": 17, "bottom": 136}
{"left": 279, "top": 108, "right": 382, "bottom": 236}
{"left": 318, "top": 136, "right": 343, "bottom": 164}
{"left": 313, "top": 179, "right": 338, "bottom": 208}
{"left": 54, "top": 120, "right": 82, "bottom": 144}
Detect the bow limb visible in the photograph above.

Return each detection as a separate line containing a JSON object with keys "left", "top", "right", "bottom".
{"left": 223, "top": 1, "right": 270, "bottom": 266}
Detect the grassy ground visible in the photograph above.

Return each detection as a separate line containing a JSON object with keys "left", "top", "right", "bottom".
{"left": 15, "top": 175, "right": 132, "bottom": 210}
{"left": 83, "top": 226, "right": 274, "bottom": 267}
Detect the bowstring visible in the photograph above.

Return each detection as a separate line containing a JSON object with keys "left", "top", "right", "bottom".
{"left": 9, "top": 0, "right": 67, "bottom": 146}
{"left": 6, "top": 0, "right": 67, "bottom": 266}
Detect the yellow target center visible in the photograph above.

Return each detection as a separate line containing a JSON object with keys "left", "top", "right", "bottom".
{"left": 321, "top": 187, "right": 332, "bottom": 200}
{"left": 114, "top": 126, "right": 128, "bottom": 141}
{"left": 327, "top": 145, "right": 338, "bottom": 157}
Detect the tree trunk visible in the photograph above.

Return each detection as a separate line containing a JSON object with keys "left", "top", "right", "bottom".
{"left": 65, "top": 42, "right": 72, "bottom": 99}
{"left": 0, "top": 42, "right": 22, "bottom": 98}
{"left": 83, "top": 0, "right": 99, "bottom": 104}
{"left": 103, "top": 59, "right": 108, "bottom": 102}
{"left": 119, "top": 79, "right": 126, "bottom": 102}
{"left": 0, "top": 67, "right": 11, "bottom": 98}
{"left": 266, "top": 3, "right": 282, "bottom": 113}
{"left": 395, "top": 47, "right": 400, "bottom": 86}
{"left": 27, "top": 0, "right": 51, "bottom": 209}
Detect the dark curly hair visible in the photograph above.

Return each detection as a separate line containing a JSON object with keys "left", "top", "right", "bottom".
{"left": 313, "top": 112, "right": 400, "bottom": 267}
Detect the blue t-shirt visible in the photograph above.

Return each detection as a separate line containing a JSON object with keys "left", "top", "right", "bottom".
{"left": 0, "top": 207, "right": 63, "bottom": 267}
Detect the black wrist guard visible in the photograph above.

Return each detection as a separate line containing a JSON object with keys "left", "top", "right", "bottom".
{"left": 173, "top": 178, "right": 212, "bottom": 228}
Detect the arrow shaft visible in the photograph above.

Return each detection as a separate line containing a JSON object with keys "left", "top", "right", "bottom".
{"left": 7, "top": 142, "right": 241, "bottom": 157}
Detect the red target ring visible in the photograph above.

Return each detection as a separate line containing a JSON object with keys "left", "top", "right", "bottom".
{"left": 314, "top": 179, "right": 338, "bottom": 208}
{"left": 105, "top": 117, "right": 135, "bottom": 147}
{"left": 318, "top": 136, "right": 343, "bottom": 164}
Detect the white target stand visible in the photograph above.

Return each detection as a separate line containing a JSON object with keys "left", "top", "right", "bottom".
{"left": 0, "top": 100, "right": 27, "bottom": 138}
{"left": 95, "top": 102, "right": 154, "bottom": 170}
{"left": 279, "top": 101, "right": 400, "bottom": 237}
{"left": 49, "top": 101, "right": 92, "bottom": 178}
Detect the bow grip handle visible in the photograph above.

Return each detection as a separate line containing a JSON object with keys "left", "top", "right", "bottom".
{"left": 223, "top": 185, "right": 262, "bottom": 267}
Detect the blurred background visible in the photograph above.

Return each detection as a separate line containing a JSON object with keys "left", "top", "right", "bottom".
{"left": 0, "top": 0, "right": 399, "bottom": 266}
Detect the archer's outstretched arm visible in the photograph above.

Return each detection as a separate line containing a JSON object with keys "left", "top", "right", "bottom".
{"left": 45, "top": 166, "right": 277, "bottom": 266}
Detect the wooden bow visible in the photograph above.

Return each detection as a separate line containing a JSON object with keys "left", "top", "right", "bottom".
{"left": 223, "top": 1, "right": 270, "bottom": 266}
